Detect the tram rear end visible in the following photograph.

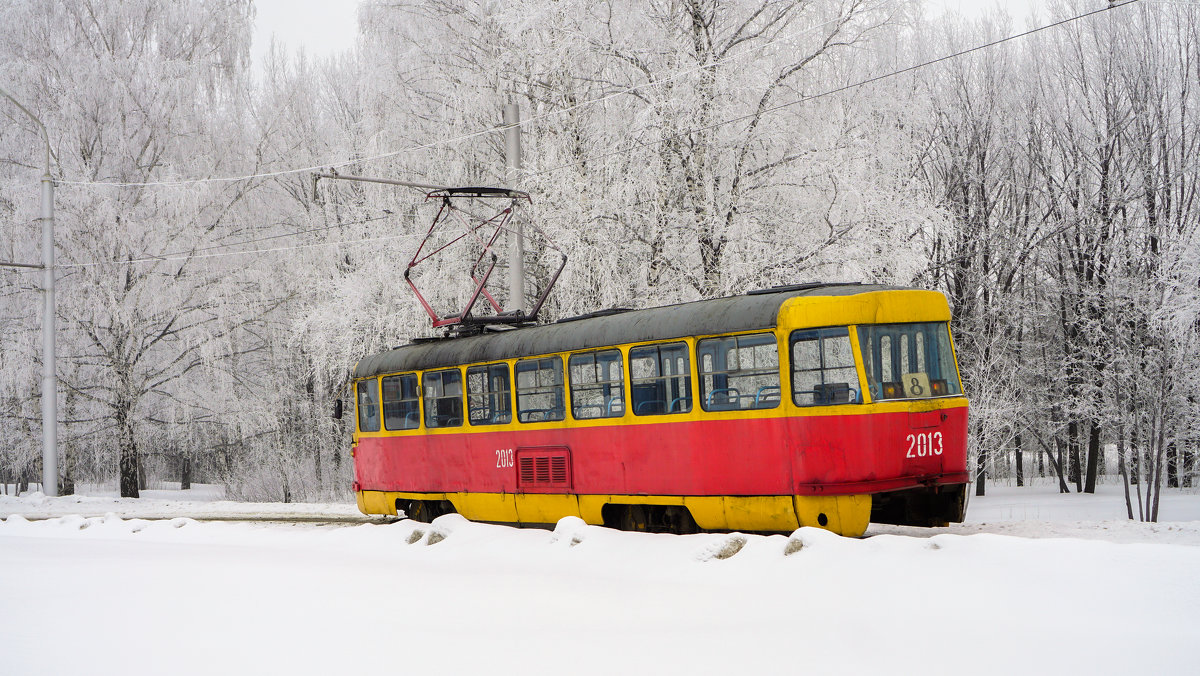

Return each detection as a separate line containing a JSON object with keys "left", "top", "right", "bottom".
{"left": 778, "top": 291, "right": 969, "bottom": 529}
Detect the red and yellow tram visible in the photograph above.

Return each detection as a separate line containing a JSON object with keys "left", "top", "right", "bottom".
{"left": 349, "top": 283, "right": 968, "bottom": 537}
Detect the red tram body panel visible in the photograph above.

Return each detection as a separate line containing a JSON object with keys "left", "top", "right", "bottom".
{"left": 349, "top": 284, "right": 970, "bottom": 536}
{"left": 353, "top": 408, "right": 968, "bottom": 497}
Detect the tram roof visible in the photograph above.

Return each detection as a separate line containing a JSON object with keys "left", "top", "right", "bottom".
{"left": 353, "top": 283, "right": 906, "bottom": 378}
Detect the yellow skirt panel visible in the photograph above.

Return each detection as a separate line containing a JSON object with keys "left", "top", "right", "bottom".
{"left": 361, "top": 490, "right": 872, "bottom": 537}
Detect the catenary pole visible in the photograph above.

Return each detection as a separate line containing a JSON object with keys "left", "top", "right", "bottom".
{"left": 0, "top": 85, "right": 57, "bottom": 497}
{"left": 503, "top": 102, "right": 524, "bottom": 314}
{"left": 40, "top": 163, "right": 55, "bottom": 496}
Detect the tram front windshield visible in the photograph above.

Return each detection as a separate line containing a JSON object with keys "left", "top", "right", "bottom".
{"left": 857, "top": 323, "right": 962, "bottom": 401}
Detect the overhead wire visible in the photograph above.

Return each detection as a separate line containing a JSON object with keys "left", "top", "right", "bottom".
{"left": 522, "top": 0, "right": 1145, "bottom": 180}
{"left": 53, "top": 0, "right": 1144, "bottom": 269}
{"left": 59, "top": 230, "right": 418, "bottom": 269}
{"left": 54, "top": 0, "right": 896, "bottom": 189}
{"left": 57, "top": 212, "right": 406, "bottom": 269}
{"left": 141, "top": 211, "right": 395, "bottom": 260}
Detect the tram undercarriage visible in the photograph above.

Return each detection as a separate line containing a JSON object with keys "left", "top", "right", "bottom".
{"left": 869, "top": 483, "right": 968, "bottom": 528}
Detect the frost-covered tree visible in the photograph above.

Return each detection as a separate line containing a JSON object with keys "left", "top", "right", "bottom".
{"left": 0, "top": 0, "right": 264, "bottom": 497}
{"left": 914, "top": 0, "right": 1200, "bottom": 510}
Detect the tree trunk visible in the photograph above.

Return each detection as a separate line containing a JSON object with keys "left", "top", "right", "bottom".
{"left": 1167, "top": 441, "right": 1179, "bottom": 488}
{"left": 975, "top": 447, "right": 986, "bottom": 497}
{"left": 1151, "top": 418, "right": 1167, "bottom": 523}
{"left": 117, "top": 408, "right": 140, "bottom": 499}
{"left": 1130, "top": 425, "right": 1140, "bottom": 484}
{"left": 1055, "top": 435, "right": 1070, "bottom": 493}
{"left": 1068, "top": 420, "right": 1082, "bottom": 492}
{"left": 1133, "top": 434, "right": 1146, "bottom": 521}
{"left": 180, "top": 455, "right": 192, "bottom": 491}
{"left": 1034, "top": 432, "right": 1071, "bottom": 494}
{"left": 1184, "top": 446, "right": 1195, "bottom": 488}
{"left": 1015, "top": 434, "right": 1024, "bottom": 487}
{"left": 1118, "top": 425, "right": 1134, "bottom": 520}
{"left": 1084, "top": 420, "right": 1100, "bottom": 493}
{"left": 59, "top": 389, "right": 75, "bottom": 496}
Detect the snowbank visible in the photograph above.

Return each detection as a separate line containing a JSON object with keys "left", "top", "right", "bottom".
{"left": 2, "top": 490, "right": 1199, "bottom": 675}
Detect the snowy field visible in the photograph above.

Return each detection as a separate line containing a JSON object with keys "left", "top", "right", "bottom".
{"left": 2, "top": 483, "right": 1198, "bottom": 676}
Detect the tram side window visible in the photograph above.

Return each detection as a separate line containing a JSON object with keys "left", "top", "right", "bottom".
{"left": 515, "top": 357, "right": 565, "bottom": 423}
{"left": 467, "top": 363, "right": 512, "bottom": 425}
{"left": 381, "top": 374, "right": 421, "bottom": 430}
{"left": 629, "top": 342, "right": 692, "bottom": 416}
{"left": 790, "top": 328, "right": 860, "bottom": 406}
{"left": 569, "top": 349, "right": 625, "bottom": 419}
{"left": 356, "top": 379, "right": 381, "bottom": 432}
{"left": 698, "top": 333, "right": 781, "bottom": 411}
{"left": 423, "top": 369, "right": 463, "bottom": 428}
{"left": 858, "top": 322, "right": 963, "bottom": 400}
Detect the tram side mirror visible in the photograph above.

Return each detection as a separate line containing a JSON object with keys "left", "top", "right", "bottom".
{"left": 333, "top": 399, "right": 344, "bottom": 420}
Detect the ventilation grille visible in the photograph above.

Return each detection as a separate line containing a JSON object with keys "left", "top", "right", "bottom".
{"left": 516, "top": 448, "right": 571, "bottom": 490}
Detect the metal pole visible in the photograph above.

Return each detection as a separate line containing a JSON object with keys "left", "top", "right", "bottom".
{"left": 503, "top": 102, "right": 524, "bottom": 314}
{"left": 40, "top": 170, "right": 56, "bottom": 497}
{"left": 0, "top": 84, "right": 56, "bottom": 496}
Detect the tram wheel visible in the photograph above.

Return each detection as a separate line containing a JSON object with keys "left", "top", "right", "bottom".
{"left": 601, "top": 504, "right": 699, "bottom": 534}
{"left": 402, "top": 499, "right": 458, "bottom": 523}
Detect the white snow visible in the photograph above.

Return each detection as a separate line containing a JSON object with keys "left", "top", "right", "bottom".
{"left": 0, "top": 483, "right": 367, "bottom": 521}
{"left": 2, "top": 482, "right": 1198, "bottom": 675}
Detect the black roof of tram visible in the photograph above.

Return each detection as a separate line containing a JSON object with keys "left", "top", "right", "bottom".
{"left": 353, "top": 283, "right": 896, "bottom": 378}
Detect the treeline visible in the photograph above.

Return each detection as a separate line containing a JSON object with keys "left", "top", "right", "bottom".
{"left": 916, "top": 4, "right": 1200, "bottom": 519}
{"left": 0, "top": 1, "right": 1195, "bottom": 516}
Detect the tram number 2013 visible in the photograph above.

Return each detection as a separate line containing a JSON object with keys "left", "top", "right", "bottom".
{"left": 906, "top": 432, "right": 944, "bottom": 458}
{"left": 495, "top": 448, "right": 515, "bottom": 469}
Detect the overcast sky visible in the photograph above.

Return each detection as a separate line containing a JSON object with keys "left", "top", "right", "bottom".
{"left": 251, "top": 0, "right": 359, "bottom": 70}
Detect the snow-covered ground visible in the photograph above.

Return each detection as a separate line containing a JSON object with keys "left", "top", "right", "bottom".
{"left": 0, "top": 482, "right": 369, "bottom": 521}
{"left": 2, "top": 482, "right": 1198, "bottom": 675}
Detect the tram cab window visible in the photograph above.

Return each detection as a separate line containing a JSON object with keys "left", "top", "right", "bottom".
{"left": 356, "top": 378, "right": 381, "bottom": 432}
{"left": 629, "top": 342, "right": 692, "bottom": 416}
{"left": 423, "top": 369, "right": 463, "bottom": 428}
{"left": 698, "top": 333, "right": 781, "bottom": 411}
{"left": 857, "top": 322, "right": 962, "bottom": 400}
{"left": 467, "top": 363, "right": 512, "bottom": 425}
{"left": 790, "top": 328, "right": 861, "bottom": 406}
{"left": 569, "top": 349, "right": 625, "bottom": 419}
{"left": 515, "top": 357, "right": 565, "bottom": 423}
{"left": 381, "top": 374, "right": 421, "bottom": 430}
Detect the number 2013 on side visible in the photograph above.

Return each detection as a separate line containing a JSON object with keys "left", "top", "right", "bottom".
{"left": 906, "top": 432, "right": 943, "bottom": 458}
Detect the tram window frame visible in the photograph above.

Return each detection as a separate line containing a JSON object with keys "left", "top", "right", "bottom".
{"left": 515, "top": 356, "right": 566, "bottom": 423}
{"left": 697, "top": 333, "right": 781, "bottom": 412}
{"left": 466, "top": 363, "right": 512, "bottom": 426}
{"left": 857, "top": 322, "right": 963, "bottom": 400}
{"left": 568, "top": 349, "right": 625, "bottom": 419}
{"left": 423, "top": 368, "right": 464, "bottom": 428}
{"left": 381, "top": 373, "right": 421, "bottom": 430}
{"left": 356, "top": 378, "right": 381, "bottom": 433}
{"left": 789, "top": 327, "right": 861, "bottom": 407}
{"left": 629, "top": 341, "right": 693, "bottom": 416}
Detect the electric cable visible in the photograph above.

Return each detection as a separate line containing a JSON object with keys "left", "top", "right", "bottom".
{"left": 523, "top": 0, "right": 1145, "bottom": 180}
{"left": 54, "top": 0, "right": 895, "bottom": 188}
{"left": 52, "top": 0, "right": 1145, "bottom": 268}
